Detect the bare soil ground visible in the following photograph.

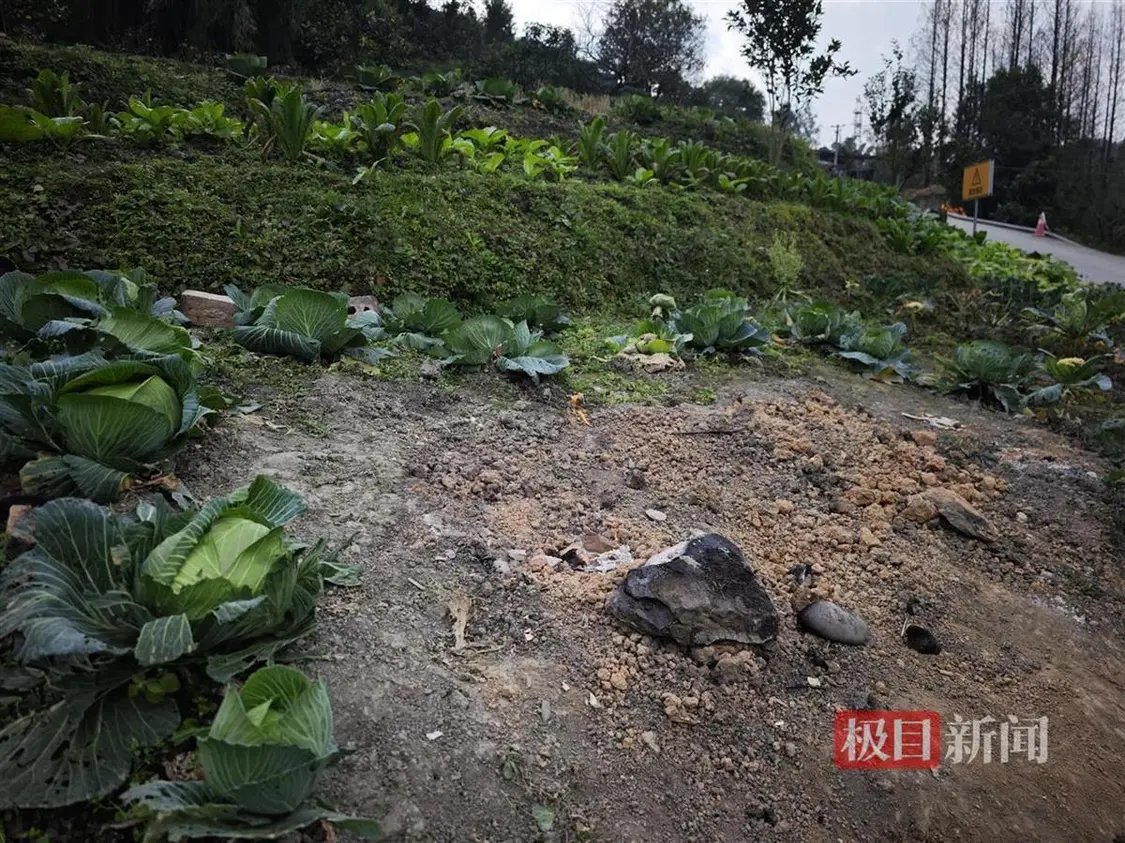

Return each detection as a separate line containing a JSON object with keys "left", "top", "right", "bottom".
{"left": 180, "top": 364, "right": 1125, "bottom": 843}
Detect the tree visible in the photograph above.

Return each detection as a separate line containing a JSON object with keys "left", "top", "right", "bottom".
{"left": 725, "top": 0, "right": 856, "bottom": 163}
{"left": 774, "top": 101, "right": 819, "bottom": 143}
{"left": 593, "top": 0, "right": 706, "bottom": 96}
{"left": 865, "top": 41, "right": 921, "bottom": 186}
{"left": 483, "top": 0, "right": 514, "bottom": 42}
{"left": 697, "top": 75, "right": 766, "bottom": 121}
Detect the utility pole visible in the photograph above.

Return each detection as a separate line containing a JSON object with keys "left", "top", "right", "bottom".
{"left": 830, "top": 123, "right": 846, "bottom": 169}
{"left": 852, "top": 97, "right": 864, "bottom": 178}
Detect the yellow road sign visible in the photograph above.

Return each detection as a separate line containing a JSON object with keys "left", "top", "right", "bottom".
{"left": 962, "top": 160, "right": 995, "bottom": 201}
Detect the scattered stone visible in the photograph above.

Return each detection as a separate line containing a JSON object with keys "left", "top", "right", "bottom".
{"left": 846, "top": 487, "right": 879, "bottom": 506}
{"left": 609, "top": 671, "right": 628, "bottom": 691}
{"left": 478, "top": 469, "right": 503, "bottom": 486}
{"left": 859, "top": 528, "right": 881, "bottom": 549}
{"left": 784, "top": 742, "right": 797, "bottom": 758}
{"left": 526, "top": 551, "right": 562, "bottom": 571}
{"left": 608, "top": 534, "right": 780, "bottom": 647}
{"left": 797, "top": 600, "right": 869, "bottom": 646}
{"left": 617, "top": 352, "right": 684, "bottom": 374}
{"left": 923, "top": 488, "right": 998, "bottom": 542}
{"left": 1016, "top": 511, "right": 1029, "bottom": 523}
{"left": 181, "top": 290, "right": 236, "bottom": 327}
{"left": 584, "top": 545, "right": 633, "bottom": 573}
{"left": 806, "top": 676, "right": 823, "bottom": 688}
{"left": 507, "top": 549, "right": 527, "bottom": 563}
{"left": 903, "top": 624, "right": 942, "bottom": 655}
{"left": 641, "top": 731, "right": 660, "bottom": 754}
{"left": 582, "top": 533, "right": 618, "bottom": 554}
{"left": 645, "top": 508, "right": 668, "bottom": 522}
{"left": 5, "top": 504, "right": 35, "bottom": 553}
{"left": 911, "top": 429, "right": 938, "bottom": 447}
{"left": 776, "top": 499, "right": 795, "bottom": 515}
{"left": 419, "top": 360, "right": 442, "bottom": 380}
{"left": 347, "top": 295, "right": 380, "bottom": 315}
{"left": 625, "top": 469, "right": 647, "bottom": 490}
{"left": 902, "top": 494, "right": 939, "bottom": 523}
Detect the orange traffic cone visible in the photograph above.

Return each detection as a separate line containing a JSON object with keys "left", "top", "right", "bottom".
{"left": 1035, "top": 212, "right": 1047, "bottom": 237}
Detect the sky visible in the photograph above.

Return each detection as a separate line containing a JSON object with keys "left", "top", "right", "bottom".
{"left": 507, "top": 0, "right": 930, "bottom": 145}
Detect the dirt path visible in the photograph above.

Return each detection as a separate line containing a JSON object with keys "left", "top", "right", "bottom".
{"left": 181, "top": 367, "right": 1125, "bottom": 843}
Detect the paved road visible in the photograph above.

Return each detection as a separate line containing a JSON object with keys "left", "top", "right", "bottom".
{"left": 947, "top": 215, "right": 1125, "bottom": 285}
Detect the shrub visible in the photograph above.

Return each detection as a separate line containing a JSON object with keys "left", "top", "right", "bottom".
{"left": 613, "top": 94, "right": 663, "bottom": 126}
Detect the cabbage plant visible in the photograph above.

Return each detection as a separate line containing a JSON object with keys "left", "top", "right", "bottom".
{"left": 124, "top": 666, "right": 379, "bottom": 841}
{"left": 497, "top": 295, "right": 569, "bottom": 334}
{"left": 672, "top": 290, "right": 771, "bottom": 354}
{"left": 0, "top": 268, "right": 186, "bottom": 347}
{"left": 376, "top": 293, "right": 461, "bottom": 350}
{"left": 0, "top": 477, "right": 356, "bottom": 809}
{"left": 787, "top": 300, "right": 863, "bottom": 347}
{"left": 226, "top": 285, "right": 390, "bottom": 365}
{"left": 445, "top": 317, "right": 569, "bottom": 383}
{"left": 0, "top": 351, "right": 215, "bottom": 501}
{"left": 835, "top": 322, "right": 917, "bottom": 384}
{"left": 940, "top": 340, "right": 1038, "bottom": 412}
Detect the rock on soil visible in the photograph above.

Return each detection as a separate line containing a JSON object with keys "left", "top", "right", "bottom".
{"left": 924, "top": 487, "right": 998, "bottom": 542}
{"left": 607, "top": 533, "right": 779, "bottom": 646}
{"left": 797, "top": 600, "right": 870, "bottom": 645}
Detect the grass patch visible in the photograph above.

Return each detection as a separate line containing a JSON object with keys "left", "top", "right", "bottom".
{"left": 2, "top": 150, "right": 966, "bottom": 312}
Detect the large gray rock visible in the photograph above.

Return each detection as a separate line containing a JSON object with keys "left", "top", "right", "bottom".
{"left": 607, "top": 534, "right": 779, "bottom": 646}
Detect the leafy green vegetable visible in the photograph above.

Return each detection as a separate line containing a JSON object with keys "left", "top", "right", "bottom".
{"left": 787, "top": 301, "right": 863, "bottom": 347}
{"left": 353, "top": 92, "right": 414, "bottom": 167}
{"left": 444, "top": 317, "right": 570, "bottom": 382}
{"left": 226, "top": 54, "right": 268, "bottom": 80}
{"left": 672, "top": 290, "right": 771, "bottom": 354}
{"left": 228, "top": 286, "right": 390, "bottom": 365}
{"left": 498, "top": 295, "right": 569, "bottom": 334}
{"left": 443, "top": 315, "right": 509, "bottom": 366}
{"left": 1024, "top": 289, "right": 1125, "bottom": 352}
{"left": 403, "top": 99, "right": 464, "bottom": 164}
{"left": 123, "top": 665, "right": 379, "bottom": 841}
{"left": 114, "top": 94, "right": 183, "bottom": 143}
{"left": 0, "top": 268, "right": 190, "bottom": 359}
{"left": 418, "top": 69, "right": 463, "bottom": 97}
{"left": 378, "top": 293, "right": 461, "bottom": 338}
{"left": 249, "top": 87, "right": 321, "bottom": 162}
{"left": 1027, "top": 353, "right": 1113, "bottom": 406}
{"left": 0, "top": 352, "right": 217, "bottom": 501}
{"left": 473, "top": 77, "right": 521, "bottom": 105}
{"left": 0, "top": 478, "right": 358, "bottom": 809}
{"left": 939, "top": 340, "right": 1038, "bottom": 412}
{"left": 356, "top": 64, "right": 402, "bottom": 92}
{"left": 494, "top": 320, "right": 570, "bottom": 383}
{"left": 532, "top": 86, "right": 569, "bottom": 115}
{"left": 835, "top": 322, "right": 916, "bottom": 383}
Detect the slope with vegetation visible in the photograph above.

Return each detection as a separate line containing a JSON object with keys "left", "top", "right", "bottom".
{"left": 4, "top": 32, "right": 1125, "bottom": 843}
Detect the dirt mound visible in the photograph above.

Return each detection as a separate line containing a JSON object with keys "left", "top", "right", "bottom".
{"left": 180, "top": 372, "right": 1125, "bottom": 842}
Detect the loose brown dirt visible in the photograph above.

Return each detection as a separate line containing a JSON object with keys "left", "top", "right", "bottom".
{"left": 180, "top": 364, "right": 1125, "bottom": 843}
